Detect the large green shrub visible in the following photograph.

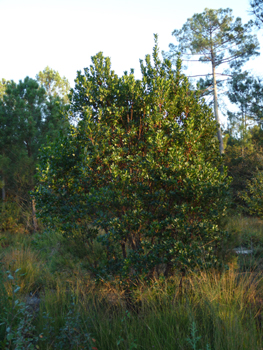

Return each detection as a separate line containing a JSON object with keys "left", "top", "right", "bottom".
{"left": 35, "top": 37, "right": 230, "bottom": 281}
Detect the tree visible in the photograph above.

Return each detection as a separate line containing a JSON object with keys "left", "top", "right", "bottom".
{"left": 223, "top": 132, "right": 263, "bottom": 209}
{"left": 0, "top": 76, "right": 70, "bottom": 231}
{"left": 36, "top": 66, "right": 70, "bottom": 104}
{"left": 227, "top": 70, "right": 263, "bottom": 155}
{"left": 167, "top": 8, "right": 259, "bottom": 154}
{"left": 35, "top": 37, "right": 230, "bottom": 283}
{"left": 0, "top": 79, "right": 11, "bottom": 201}
{"left": 36, "top": 67, "right": 71, "bottom": 138}
{"left": 250, "top": 0, "right": 263, "bottom": 28}
{"left": 223, "top": 70, "right": 263, "bottom": 208}
{"left": 0, "top": 79, "right": 10, "bottom": 101}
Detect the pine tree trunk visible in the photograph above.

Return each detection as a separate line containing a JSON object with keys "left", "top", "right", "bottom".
{"left": 212, "top": 62, "right": 224, "bottom": 155}
{"left": 242, "top": 110, "right": 244, "bottom": 157}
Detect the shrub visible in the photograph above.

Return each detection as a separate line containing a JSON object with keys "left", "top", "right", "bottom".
{"left": 35, "top": 36, "right": 230, "bottom": 282}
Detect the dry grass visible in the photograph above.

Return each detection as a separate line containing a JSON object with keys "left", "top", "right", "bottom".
{"left": 1, "top": 215, "right": 263, "bottom": 349}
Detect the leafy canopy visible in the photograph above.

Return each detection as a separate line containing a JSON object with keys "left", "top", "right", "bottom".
{"left": 36, "top": 66, "right": 70, "bottom": 104}
{"left": 35, "top": 37, "right": 230, "bottom": 281}
{"left": 0, "top": 75, "right": 69, "bottom": 203}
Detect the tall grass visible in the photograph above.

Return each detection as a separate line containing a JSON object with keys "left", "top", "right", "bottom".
{"left": 79, "top": 270, "right": 262, "bottom": 350}
{"left": 0, "top": 215, "right": 263, "bottom": 349}
{"left": 2, "top": 269, "right": 258, "bottom": 350}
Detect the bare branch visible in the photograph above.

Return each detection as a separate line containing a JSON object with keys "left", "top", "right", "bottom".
{"left": 187, "top": 73, "right": 233, "bottom": 78}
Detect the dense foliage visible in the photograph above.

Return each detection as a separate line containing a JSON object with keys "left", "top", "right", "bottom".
{"left": 224, "top": 70, "right": 263, "bottom": 209}
{"left": 241, "top": 170, "right": 263, "bottom": 217}
{"left": 35, "top": 38, "right": 230, "bottom": 281}
{"left": 0, "top": 70, "right": 70, "bottom": 232}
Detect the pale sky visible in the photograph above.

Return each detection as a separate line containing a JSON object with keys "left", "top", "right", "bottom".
{"left": 0, "top": 0, "right": 262, "bottom": 125}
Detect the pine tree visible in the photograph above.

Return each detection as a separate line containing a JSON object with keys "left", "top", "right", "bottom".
{"left": 0, "top": 76, "right": 69, "bottom": 231}
{"left": 227, "top": 70, "right": 263, "bottom": 156}
{"left": 250, "top": 0, "right": 263, "bottom": 27}
{"left": 167, "top": 8, "right": 259, "bottom": 154}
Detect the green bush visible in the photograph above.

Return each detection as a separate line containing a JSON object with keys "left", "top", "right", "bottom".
{"left": 35, "top": 37, "right": 230, "bottom": 282}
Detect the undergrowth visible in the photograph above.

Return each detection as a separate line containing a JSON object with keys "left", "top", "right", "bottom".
{"left": 0, "top": 215, "right": 262, "bottom": 349}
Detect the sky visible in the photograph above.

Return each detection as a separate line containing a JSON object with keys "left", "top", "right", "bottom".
{"left": 0, "top": 0, "right": 262, "bottom": 124}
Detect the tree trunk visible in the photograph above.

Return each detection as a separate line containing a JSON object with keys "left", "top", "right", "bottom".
{"left": 242, "top": 109, "right": 244, "bottom": 157}
{"left": 212, "top": 62, "right": 224, "bottom": 155}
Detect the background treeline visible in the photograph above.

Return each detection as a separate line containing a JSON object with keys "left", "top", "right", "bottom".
{"left": 0, "top": 68, "right": 70, "bottom": 233}
{"left": 1, "top": 24, "right": 263, "bottom": 233}
{"left": 165, "top": 6, "right": 263, "bottom": 215}
{"left": 223, "top": 70, "right": 263, "bottom": 211}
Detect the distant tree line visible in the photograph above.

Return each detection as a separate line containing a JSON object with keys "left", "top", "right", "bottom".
{"left": 0, "top": 68, "right": 70, "bottom": 232}
{"left": 166, "top": 6, "right": 263, "bottom": 212}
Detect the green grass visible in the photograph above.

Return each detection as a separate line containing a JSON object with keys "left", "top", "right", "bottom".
{"left": 226, "top": 215, "right": 263, "bottom": 271}
{"left": 1, "top": 216, "right": 263, "bottom": 349}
